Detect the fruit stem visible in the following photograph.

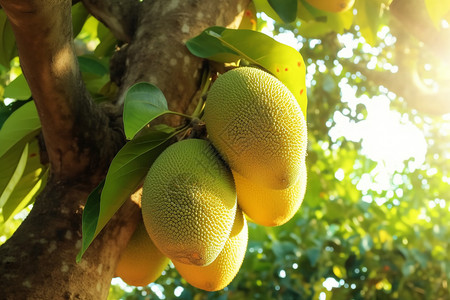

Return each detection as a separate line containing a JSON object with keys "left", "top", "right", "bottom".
{"left": 167, "top": 111, "right": 194, "bottom": 119}
{"left": 191, "top": 70, "right": 213, "bottom": 119}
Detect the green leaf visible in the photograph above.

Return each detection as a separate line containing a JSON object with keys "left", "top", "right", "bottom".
{"left": 253, "top": 0, "right": 284, "bottom": 23}
{"left": 0, "top": 101, "right": 41, "bottom": 158}
{"left": 272, "top": 241, "right": 297, "bottom": 259}
{"left": 0, "top": 101, "right": 28, "bottom": 130}
{"left": 354, "top": 0, "right": 382, "bottom": 46}
{"left": 0, "top": 10, "right": 17, "bottom": 68}
{"left": 268, "top": 0, "right": 298, "bottom": 23}
{"left": 0, "top": 142, "right": 27, "bottom": 205}
{"left": 72, "top": 2, "right": 90, "bottom": 38}
{"left": 2, "top": 169, "right": 47, "bottom": 222}
{"left": 2, "top": 139, "right": 48, "bottom": 221}
{"left": 94, "top": 22, "right": 117, "bottom": 58}
{"left": 186, "top": 27, "right": 308, "bottom": 118}
{"left": 77, "top": 128, "right": 176, "bottom": 261}
{"left": 78, "top": 55, "right": 109, "bottom": 76}
{"left": 425, "top": 0, "right": 450, "bottom": 28}
{"left": 185, "top": 27, "right": 240, "bottom": 63}
{"left": 3, "top": 74, "right": 32, "bottom": 100}
{"left": 0, "top": 143, "right": 28, "bottom": 208}
{"left": 306, "top": 247, "right": 321, "bottom": 267}
{"left": 123, "top": 83, "right": 170, "bottom": 140}
{"left": 77, "top": 180, "right": 104, "bottom": 263}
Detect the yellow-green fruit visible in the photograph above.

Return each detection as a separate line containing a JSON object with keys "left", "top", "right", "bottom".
{"left": 305, "top": 0, "right": 355, "bottom": 13}
{"left": 174, "top": 208, "right": 248, "bottom": 291}
{"left": 115, "top": 220, "right": 169, "bottom": 286}
{"left": 233, "top": 162, "right": 307, "bottom": 227}
{"left": 141, "top": 139, "right": 237, "bottom": 266}
{"left": 203, "top": 67, "right": 307, "bottom": 190}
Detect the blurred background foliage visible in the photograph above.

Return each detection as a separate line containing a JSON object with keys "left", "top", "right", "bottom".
{"left": 1, "top": 0, "right": 450, "bottom": 299}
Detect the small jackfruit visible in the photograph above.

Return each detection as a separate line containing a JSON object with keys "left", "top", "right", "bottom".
{"left": 115, "top": 220, "right": 169, "bottom": 286}
{"left": 233, "top": 162, "right": 307, "bottom": 227}
{"left": 174, "top": 208, "right": 248, "bottom": 291}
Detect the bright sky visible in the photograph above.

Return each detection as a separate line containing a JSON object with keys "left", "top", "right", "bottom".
{"left": 258, "top": 12, "right": 435, "bottom": 296}
{"left": 259, "top": 13, "right": 429, "bottom": 194}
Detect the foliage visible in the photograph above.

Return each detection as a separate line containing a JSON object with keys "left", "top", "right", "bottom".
{"left": 1, "top": 0, "right": 450, "bottom": 299}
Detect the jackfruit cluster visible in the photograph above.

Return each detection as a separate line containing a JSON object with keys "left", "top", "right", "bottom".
{"left": 115, "top": 67, "right": 308, "bottom": 291}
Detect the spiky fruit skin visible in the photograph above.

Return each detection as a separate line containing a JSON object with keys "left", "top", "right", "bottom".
{"left": 174, "top": 208, "right": 248, "bottom": 291}
{"left": 305, "top": 0, "right": 355, "bottom": 13}
{"left": 141, "top": 139, "right": 237, "bottom": 266}
{"left": 203, "top": 67, "right": 307, "bottom": 190}
{"left": 115, "top": 221, "right": 169, "bottom": 286}
{"left": 233, "top": 162, "right": 307, "bottom": 227}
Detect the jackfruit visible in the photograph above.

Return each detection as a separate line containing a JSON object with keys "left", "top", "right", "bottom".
{"left": 141, "top": 139, "right": 237, "bottom": 266}
{"left": 203, "top": 67, "right": 307, "bottom": 190}
{"left": 115, "top": 220, "right": 169, "bottom": 286}
{"left": 233, "top": 161, "right": 307, "bottom": 227}
{"left": 174, "top": 208, "right": 248, "bottom": 291}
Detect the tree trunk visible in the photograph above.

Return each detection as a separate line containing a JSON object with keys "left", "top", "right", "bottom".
{"left": 0, "top": 0, "right": 250, "bottom": 298}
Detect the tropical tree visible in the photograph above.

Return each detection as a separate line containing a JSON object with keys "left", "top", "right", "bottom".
{"left": 0, "top": 0, "right": 449, "bottom": 299}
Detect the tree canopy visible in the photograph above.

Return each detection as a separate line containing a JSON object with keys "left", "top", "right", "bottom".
{"left": 0, "top": 0, "right": 449, "bottom": 299}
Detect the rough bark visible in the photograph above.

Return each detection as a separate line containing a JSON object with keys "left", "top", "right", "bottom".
{"left": 0, "top": 0, "right": 249, "bottom": 299}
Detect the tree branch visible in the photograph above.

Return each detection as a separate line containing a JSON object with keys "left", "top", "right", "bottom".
{"left": 0, "top": 184, "right": 141, "bottom": 299}
{"left": 390, "top": 0, "right": 450, "bottom": 65}
{"left": 346, "top": 62, "right": 450, "bottom": 115}
{"left": 116, "top": 0, "right": 250, "bottom": 114}
{"left": 0, "top": 0, "right": 125, "bottom": 181}
{"left": 0, "top": 1, "right": 252, "bottom": 298}
{"left": 82, "top": 0, "right": 139, "bottom": 42}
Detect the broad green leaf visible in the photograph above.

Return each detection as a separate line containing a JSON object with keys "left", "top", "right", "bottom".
{"left": 77, "top": 128, "right": 176, "bottom": 261}
{"left": 76, "top": 16, "right": 99, "bottom": 42}
{"left": 185, "top": 27, "right": 240, "bottom": 63}
{"left": 78, "top": 55, "right": 109, "bottom": 76}
{"left": 268, "top": 0, "right": 297, "bottom": 23}
{"left": 3, "top": 74, "right": 31, "bottom": 100}
{"left": 72, "top": 2, "right": 90, "bottom": 38}
{"left": 253, "top": 0, "right": 284, "bottom": 23}
{"left": 0, "top": 10, "right": 17, "bottom": 68}
{"left": 0, "top": 101, "right": 41, "bottom": 158}
{"left": 2, "top": 139, "right": 48, "bottom": 221}
{"left": 78, "top": 55, "right": 110, "bottom": 97}
{"left": 306, "top": 247, "right": 321, "bottom": 267}
{"left": 0, "top": 101, "right": 28, "bottom": 130}
{"left": 77, "top": 180, "right": 104, "bottom": 263}
{"left": 95, "top": 22, "right": 117, "bottom": 58}
{"left": 2, "top": 169, "right": 47, "bottom": 222}
{"left": 425, "top": 0, "right": 450, "bottom": 28}
{"left": 186, "top": 27, "right": 307, "bottom": 118}
{"left": 123, "top": 83, "right": 170, "bottom": 140}
{"left": 354, "top": 0, "right": 382, "bottom": 46}
{"left": 83, "top": 74, "right": 110, "bottom": 101}
{"left": 239, "top": 2, "right": 257, "bottom": 30}
{"left": 0, "top": 143, "right": 28, "bottom": 208}
{"left": 0, "top": 142, "right": 27, "bottom": 204}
